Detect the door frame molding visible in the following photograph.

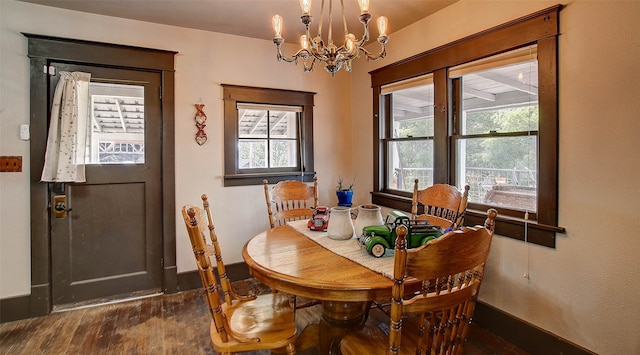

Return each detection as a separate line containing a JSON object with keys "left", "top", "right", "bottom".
{"left": 23, "top": 33, "right": 177, "bottom": 318}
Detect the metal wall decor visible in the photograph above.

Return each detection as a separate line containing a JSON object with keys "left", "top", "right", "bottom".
{"left": 194, "top": 103, "right": 207, "bottom": 145}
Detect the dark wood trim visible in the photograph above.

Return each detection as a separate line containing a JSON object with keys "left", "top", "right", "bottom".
{"left": 22, "top": 33, "right": 176, "bottom": 71}
{"left": 222, "top": 84, "right": 316, "bottom": 186}
{"left": 28, "top": 55, "right": 52, "bottom": 318}
{"left": 474, "top": 302, "right": 596, "bottom": 355}
{"left": 370, "top": 4, "right": 562, "bottom": 86}
{"left": 465, "top": 210, "right": 560, "bottom": 248}
{"left": 370, "top": 192, "right": 563, "bottom": 248}
{"left": 161, "top": 70, "right": 178, "bottom": 294}
{"left": 373, "top": 91, "right": 386, "bottom": 192}
{"left": 433, "top": 68, "right": 449, "bottom": 183}
{"left": 22, "top": 34, "right": 177, "bottom": 320}
{"left": 536, "top": 35, "right": 560, "bottom": 228}
{"left": 370, "top": 5, "right": 563, "bottom": 247}
{"left": 0, "top": 294, "right": 31, "bottom": 323}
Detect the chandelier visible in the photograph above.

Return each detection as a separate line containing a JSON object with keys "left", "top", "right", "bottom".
{"left": 272, "top": 0, "right": 389, "bottom": 76}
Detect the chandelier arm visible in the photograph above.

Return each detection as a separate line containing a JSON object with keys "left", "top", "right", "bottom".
{"left": 358, "top": 43, "right": 387, "bottom": 61}
{"left": 275, "top": 43, "right": 311, "bottom": 63}
{"left": 303, "top": 58, "right": 317, "bottom": 72}
{"left": 356, "top": 14, "right": 372, "bottom": 47}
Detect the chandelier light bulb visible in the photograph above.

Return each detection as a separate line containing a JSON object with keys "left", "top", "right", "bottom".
{"left": 377, "top": 16, "right": 388, "bottom": 37}
{"left": 358, "top": 0, "right": 370, "bottom": 14}
{"left": 272, "top": 14, "right": 283, "bottom": 38}
{"left": 299, "top": 0, "right": 312, "bottom": 15}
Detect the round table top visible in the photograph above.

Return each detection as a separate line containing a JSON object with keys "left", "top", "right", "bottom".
{"left": 243, "top": 225, "right": 395, "bottom": 302}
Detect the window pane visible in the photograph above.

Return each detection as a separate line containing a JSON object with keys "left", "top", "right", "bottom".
{"left": 269, "top": 111, "right": 297, "bottom": 139}
{"left": 457, "top": 136, "right": 537, "bottom": 212}
{"left": 238, "top": 139, "right": 266, "bottom": 168}
{"left": 87, "top": 83, "right": 145, "bottom": 164}
{"left": 388, "top": 140, "right": 433, "bottom": 192}
{"left": 391, "top": 83, "right": 435, "bottom": 138}
{"left": 270, "top": 140, "right": 297, "bottom": 168}
{"left": 238, "top": 108, "right": 268, "bottom": 139}
{"left": 459, "top": 59, "right": 538, "bottom": 135}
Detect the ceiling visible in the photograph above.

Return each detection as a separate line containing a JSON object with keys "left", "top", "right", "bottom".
{"left": 19, "top": 0, "right": 459, "bottom": 43}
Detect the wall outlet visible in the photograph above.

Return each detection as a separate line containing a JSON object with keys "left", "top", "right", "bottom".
{"left": 0, "top": 156, "right": 22, "bottom": 172}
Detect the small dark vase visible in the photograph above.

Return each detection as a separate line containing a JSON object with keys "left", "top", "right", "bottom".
{"left": 336, "top": 189, "right": 354, "bottom": 207}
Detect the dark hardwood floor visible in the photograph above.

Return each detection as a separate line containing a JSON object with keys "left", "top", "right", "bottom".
{"left": 0, "top": 279, "right": 530, "bottom": 354}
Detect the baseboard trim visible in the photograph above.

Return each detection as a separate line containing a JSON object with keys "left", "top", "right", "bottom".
{"left": 474, "top": 302, "right": 595, "bottom": 355}
{"left": 0, "top": 294, "right": 31, "bottom": 323}
{"left": 177, "top": 262, "right": 251, "bottom": 291}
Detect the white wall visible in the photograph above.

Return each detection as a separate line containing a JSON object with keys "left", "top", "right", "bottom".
{"left": 2, "top": 0, "right": 639, "bottom": 353}
{"left": 350, "top": 1, "right": 640, "bottom": 354}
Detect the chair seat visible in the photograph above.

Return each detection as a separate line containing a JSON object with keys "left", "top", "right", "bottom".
{"left": 211, "top": 292, "right": 297, "bottom": 353}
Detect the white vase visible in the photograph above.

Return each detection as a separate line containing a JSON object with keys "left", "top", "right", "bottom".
{"left": 327, "top": 206, "right": 355, "bottom": 240}
{"left": 354, "top": 204, "right": 384, "bottom": 238}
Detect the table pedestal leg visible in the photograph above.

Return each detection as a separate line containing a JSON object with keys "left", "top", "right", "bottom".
{"left": 319, "top": 300, "right": 371, "bottom": 355}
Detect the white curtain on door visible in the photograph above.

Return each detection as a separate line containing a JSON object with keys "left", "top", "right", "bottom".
{"left": 41, "top": 71, "right": 91, "bottom": 182}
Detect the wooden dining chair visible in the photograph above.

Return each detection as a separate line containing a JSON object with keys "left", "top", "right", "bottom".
{"left": 411, "top": 179, "right": 470, "bottom": 230}
{"left": 340, "top": 209, "right": 498, "bottom": 355}
{"left": 263, "top": 177, "right": 318, "bottom": 228}
{"left": 181, "top": 195, "right": 297, "bottom": 355}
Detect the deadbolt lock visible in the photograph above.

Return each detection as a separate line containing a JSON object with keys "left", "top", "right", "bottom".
{"left": 53, "top": 195, "right": 72, "bottom": 218}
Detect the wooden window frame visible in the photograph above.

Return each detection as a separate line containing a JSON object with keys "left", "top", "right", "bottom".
{"left": 370, "top": 5, "right": 564, "bottom": 247}
{"left": 222, "top": 84, "right": 316, "bottom": 186}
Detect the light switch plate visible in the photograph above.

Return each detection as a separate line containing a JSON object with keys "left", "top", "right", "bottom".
{"left": 20, "top": 124, "right": 30, "bottom": 140}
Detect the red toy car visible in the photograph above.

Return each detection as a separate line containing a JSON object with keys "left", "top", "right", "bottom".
{"left": 308, "top": 206, "right": 330, "bottom": 231}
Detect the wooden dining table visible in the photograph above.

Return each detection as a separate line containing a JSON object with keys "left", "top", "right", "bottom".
{"left": 242, "top": 223, "right": 398, "bottom": 354}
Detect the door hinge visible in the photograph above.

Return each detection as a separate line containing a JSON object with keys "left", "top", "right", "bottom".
{"left": 43, "top": 65, "right": 56, "bottom": 76}
{"left": 158, "top": 87, "right": 162, "bottom": 99}
{"left": 161, "top": 257, "right": 164, "bottom": 268}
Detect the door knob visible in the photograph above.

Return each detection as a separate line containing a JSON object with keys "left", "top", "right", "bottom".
{"left": 55, "top": 202, "right": 72, "bottom": 212}
{"left": 53, "top": 195, "right": 71, "bottom": 218}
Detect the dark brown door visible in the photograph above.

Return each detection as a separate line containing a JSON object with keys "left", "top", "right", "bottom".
{"left": 48, "top": 63, "right": 163, "bottom": 306}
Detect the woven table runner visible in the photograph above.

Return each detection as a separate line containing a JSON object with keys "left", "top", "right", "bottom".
{"left": 287, "top": 219, "right": 395, "bottom": 279}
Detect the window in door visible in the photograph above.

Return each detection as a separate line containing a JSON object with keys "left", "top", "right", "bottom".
{"left": 87, "top": 82, "right": 145, "bottom": 164}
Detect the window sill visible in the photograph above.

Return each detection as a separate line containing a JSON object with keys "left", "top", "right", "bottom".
{"left": 224, "top": 172, "right": 316, "bottom": 187}
{"left": 465, "top": 209, "right": 564, "bottom": 248}
{"left": 371, "top": 191, "right": 564, "bottom": 248}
